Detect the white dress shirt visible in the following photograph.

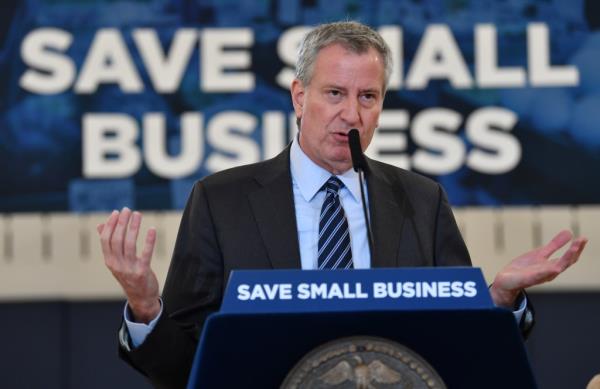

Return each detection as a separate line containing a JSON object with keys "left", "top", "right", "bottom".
{"left": 289, "top": 135, "right": 370, "bottom": 270}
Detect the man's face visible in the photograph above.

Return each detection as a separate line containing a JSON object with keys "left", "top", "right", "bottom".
{"left": 291, "top": 44, "right": 385, "bottom": 174}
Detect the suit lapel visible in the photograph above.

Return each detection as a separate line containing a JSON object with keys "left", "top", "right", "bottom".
{"left": 365, "top": 160, "right": 406, "bottom": 268}
{"left": 246, "top": 148, "right": 407, "bottom": 270}
{"left": 247, "top": 147, "right": 302, "bottom": 269}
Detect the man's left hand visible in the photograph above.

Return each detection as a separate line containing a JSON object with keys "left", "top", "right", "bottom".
{"left": 490, "top": 230, "right": 588, "bottom": 308}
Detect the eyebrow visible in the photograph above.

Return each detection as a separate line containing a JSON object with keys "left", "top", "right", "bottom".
{"left": 322, "top": 84, "right": 382, "bottom": 96}
{"left": 360, "top": 88, "right": 381, "bottom": 95}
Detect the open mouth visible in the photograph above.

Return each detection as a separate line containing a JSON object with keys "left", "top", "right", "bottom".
{"left": 331, "top": 132, "right": 350, "bottom": 142}
{"left": 332, "top": 131, "right": 350, "bottom": 138}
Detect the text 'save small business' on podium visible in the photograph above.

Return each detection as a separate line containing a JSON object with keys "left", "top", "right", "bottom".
{"left": 187, "top": 268, "right": 537, "bottom": 388}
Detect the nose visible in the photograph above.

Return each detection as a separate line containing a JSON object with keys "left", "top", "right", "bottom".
{"left": 339, "top": 97, "right": 360, "bottom": 126}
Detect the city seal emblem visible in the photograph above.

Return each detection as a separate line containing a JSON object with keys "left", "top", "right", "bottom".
{"left": 281, "top": 336, "right": 446, "bottom": 389}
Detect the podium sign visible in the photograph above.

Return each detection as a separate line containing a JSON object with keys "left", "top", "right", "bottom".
{"left": 187, "top": 268, "right": 537, "bottom": 388}
{"left": 221, "top": 267, "right": 493, "bottom": 314}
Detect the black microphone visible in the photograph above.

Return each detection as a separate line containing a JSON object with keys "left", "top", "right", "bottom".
{"left": 348, "top": 129, "right": 374, "bottom": 260}
{"left": 348, "top": 129, "right": 367, "bottom": 172}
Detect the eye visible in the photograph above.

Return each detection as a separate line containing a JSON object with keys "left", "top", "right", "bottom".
{"left": 325, "top": 89, "right": 343, "bottom": 102}
{"left": 360, "top": 93, "right": 377, "bottom": 105}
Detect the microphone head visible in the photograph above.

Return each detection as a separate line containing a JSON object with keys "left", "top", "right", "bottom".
{"left": 348, "top": 129, "right": 367, "bottom": 172}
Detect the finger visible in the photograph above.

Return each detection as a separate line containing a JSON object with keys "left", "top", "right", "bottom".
{"left": 538, "top": 230, "right": 573, "bottom": 258}
{"left": 99, "top": 210, "right": 119, "bottom": 259}
{"left": 554, "top": 237, "right": 588, "bottom": 272}
{"left": 110, "top": 207, "right": 132, "bottom": 257}
{"left": 503, "top": 237, "right": 588, "bottom": 290}
{"left": 529, "top": 238, "right": 589, "bottom": 287}
{"left": 124, "top": 211, "right": 142, "bottom": 261}
{"left": 140, "top": 227, "right": 157, "bottom": 266}
{"left": 96, "top": 223, "right": 104, "bottom": 234}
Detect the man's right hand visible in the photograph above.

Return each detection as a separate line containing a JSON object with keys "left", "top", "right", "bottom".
{"left": 97, "top": 207, "right": 160, "bottom": 324}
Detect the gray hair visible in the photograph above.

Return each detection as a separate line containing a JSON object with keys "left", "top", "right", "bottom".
{"left": 295, "top": 21, "right": 392, "bottom": 90}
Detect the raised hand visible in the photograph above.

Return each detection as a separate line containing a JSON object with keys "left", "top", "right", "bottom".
{"left": 490, "top": 230, "right": 588, "bottom": 308}
{"left": 97, "top": 207, "right": 160, "bottom": 323}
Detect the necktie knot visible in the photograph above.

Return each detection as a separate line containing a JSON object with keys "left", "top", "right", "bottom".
{"left": 323, "top": 176, "right": 343, "bottom": 195}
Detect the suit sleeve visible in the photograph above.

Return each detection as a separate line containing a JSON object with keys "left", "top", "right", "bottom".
{"left": 119, "top": 181, "right": 225, "bottom": 389}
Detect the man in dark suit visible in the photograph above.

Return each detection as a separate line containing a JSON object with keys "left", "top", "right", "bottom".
{"left": 97, "top": 21, "right": 588, "bottom": 388}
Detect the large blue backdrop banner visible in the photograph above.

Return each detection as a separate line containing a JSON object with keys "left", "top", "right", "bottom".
{"left": 1, "top": 0, "right": 599, "bottom": 211}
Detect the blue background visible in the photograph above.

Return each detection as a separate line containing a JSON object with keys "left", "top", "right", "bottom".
{"left": 1, "top": 0, "right": 599, "bottom": 212}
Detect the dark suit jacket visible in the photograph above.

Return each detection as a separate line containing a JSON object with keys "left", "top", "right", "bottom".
{"left": 120, "top": 146, "right": 473, "bottom": 388}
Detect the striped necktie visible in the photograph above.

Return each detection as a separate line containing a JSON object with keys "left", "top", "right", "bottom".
{"left": 318, "top": 177, "right": 353, "bottom": 269}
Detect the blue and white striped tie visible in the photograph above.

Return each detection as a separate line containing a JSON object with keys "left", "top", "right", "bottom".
{"left": 318, "top": 177, "right": 353, "bottom": 269}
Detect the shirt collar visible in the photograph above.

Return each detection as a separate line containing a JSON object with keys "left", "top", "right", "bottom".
{"left": 290, "top": 135, "right": 361, "bottom": 203}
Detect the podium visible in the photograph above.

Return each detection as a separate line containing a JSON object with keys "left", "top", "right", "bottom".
{"left": 187, "top": 268, "right": 537, "bottom": 388}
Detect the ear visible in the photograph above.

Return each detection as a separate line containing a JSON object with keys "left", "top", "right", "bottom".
{"left": 290, "top": 79, "right": 305, "bottom": 123}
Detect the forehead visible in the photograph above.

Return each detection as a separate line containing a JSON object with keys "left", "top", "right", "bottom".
{"left": 311, "top": 44, "right": 385, "bottom": 93}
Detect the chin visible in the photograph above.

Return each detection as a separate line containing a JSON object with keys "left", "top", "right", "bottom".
{"left": 327, "top": 151, "right": 350, "bottom": 163}
{"left": 327, "top": 158, "right": 352, "bottom": 172}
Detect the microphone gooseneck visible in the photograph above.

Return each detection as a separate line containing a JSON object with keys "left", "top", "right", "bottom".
{"left": 348, "top": 129, "right": 374, "bottom": 260}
